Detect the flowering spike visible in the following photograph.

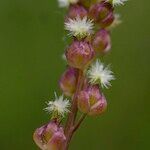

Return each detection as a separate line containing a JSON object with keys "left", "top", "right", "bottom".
{"left": 33, "top": 0, "right": 129, "bottom": 149}
{"left": 87, "top": 59, "right": 115, "bottom": 88}
{"left": 44, "top": 92, "right": 70, "bottom": 119}
{"left": 65, "top": 16, "right": 94, "bottom": 39}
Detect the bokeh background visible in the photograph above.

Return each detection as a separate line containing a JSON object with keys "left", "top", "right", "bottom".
{"left": 0, "top": 0, "right": 149, "bottom": 149}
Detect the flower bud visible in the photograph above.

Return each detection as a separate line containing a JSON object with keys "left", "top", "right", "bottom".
{"left": 59, "top": 67, "right": 79, "bottom": 97}
{"left": 33, "top": 121, "right": 66, "bottom": 150}
{"left": 66, "top": 40, "right": 95, "bottom": 69}
{"left": 92, "top": 29, "right": 111, "bottom": 54}
{"left": 67, "top": 4, "right": 88, "bottom": 19}
{"left": 89, "top": 1, "right": 114, "bottom": 27}
{"left": 78, "top": 85, "right": 107, "bottom": 116}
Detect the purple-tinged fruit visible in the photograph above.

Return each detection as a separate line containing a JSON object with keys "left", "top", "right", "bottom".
{"left": 67, "top": 4, "right": 88, "bottom": 19}
{"left": 59, "top": 67, "right": 79, "bottom": 97}
{"left": 92, "top": 29, "right": 111, "bottom": 54}
{"left": 33, "top": 121, "right": 66, "bottom": 150}
{"left": 66, "top": 40, "right": 95, "bottom": 69}
{"left": 89, "top": 1, "right": 114, "bottom": 27}
{"left": 78, "top": 84, "right": 107, "bottom": 116}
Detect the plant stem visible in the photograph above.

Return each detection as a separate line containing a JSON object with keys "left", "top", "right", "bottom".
{"left": 62, "top": 70, "right": 84, "bottom": 150}
{"left": 73, "top": 113, "right": 87, "bottom": 133}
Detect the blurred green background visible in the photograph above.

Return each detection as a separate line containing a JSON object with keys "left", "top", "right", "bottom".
{"left": 0, "top": 0, "right": 149, "bottom": 149}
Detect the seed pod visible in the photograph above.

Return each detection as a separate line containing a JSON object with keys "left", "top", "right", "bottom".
{"left": 92, "top": 29, "right": 111, "bottom": 54}
{"left": 59, "top": 67, "right": 79, "bottom": 97}
{"left": 78, "top": 84, "right": 107, "bottom": 116}
{"left": 66, "top": 40, "right": 95, "bottom": 69}
{"left": 89, "top": 1, "right": 114, "bottom": 27}
{"left": 33, "top": 121, "right": 66, "bottom": 150}
{"left": 67, "top": 4, "right": 88, "bottom": 19}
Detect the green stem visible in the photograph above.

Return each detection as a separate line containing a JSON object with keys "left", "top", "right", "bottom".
{"left": 72, "top": 113, "right": 87, "bottom": 133}
{"left": 62, "top": 70, "right": 84, "bottom": 150}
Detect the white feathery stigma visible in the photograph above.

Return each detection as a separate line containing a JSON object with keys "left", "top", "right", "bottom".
{"left": 44, "top": 92, "right": 70, "bottom": 117}
{"left": 65, "top": 16, "right": 94, "bottom": 39}
{"left": 87, "top": 59, "right": 115, "bottom": 88}
{"left": 58, "top": 0, "right": 79, "bottom": 8}
{"left": 107, "top": 13, "right": 122, "bottom": 30}
{"left": 62, "top": 53, "right": 67, "bottom": 61}
{"left": 107, "top": 0, "right": 128, "bottom": 6}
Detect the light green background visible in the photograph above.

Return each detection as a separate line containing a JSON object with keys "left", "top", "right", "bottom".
{"left": 0, "top": 0, "right": 149, "bottom": 149}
